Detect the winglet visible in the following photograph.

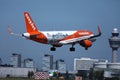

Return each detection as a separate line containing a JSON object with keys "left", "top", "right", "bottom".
{"left": 8, "top": 26, "right": 22, "bottom": 37}
{"left": 98, "top": 26, "right": 102, "bottom": 36}
{"left": 89, "top": 26, "right": 102, "bottom": 39}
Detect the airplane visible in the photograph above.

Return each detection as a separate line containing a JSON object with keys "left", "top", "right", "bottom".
{"left": 8, "top": 12, "right": 102, "bottom": 51}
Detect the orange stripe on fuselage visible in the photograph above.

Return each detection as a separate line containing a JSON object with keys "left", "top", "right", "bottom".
{"left": 61, "top": 30, "right": 93, "bottom": 41}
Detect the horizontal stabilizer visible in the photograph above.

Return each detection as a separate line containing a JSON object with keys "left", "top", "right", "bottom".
{"left": 8, "top": 26, "right": 22, "bottom": 37}
{"left": 8, "top": 26, "right": 13, "bottom": 35}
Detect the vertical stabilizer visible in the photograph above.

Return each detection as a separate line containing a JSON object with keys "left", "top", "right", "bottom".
{"left": 24, "top": 12, "right": 39, "bottom": 32}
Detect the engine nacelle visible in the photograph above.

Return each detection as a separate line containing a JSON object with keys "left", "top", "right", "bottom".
{"left": 79, "top": 40, "right": 92, "bottom": 49}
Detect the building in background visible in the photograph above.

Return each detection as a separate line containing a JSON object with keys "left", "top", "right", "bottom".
{"left": 0, "top": 58, "right": 2, "bottom": 65}
{"left": 74, "top": 58, "right": 99, "bottom": 71}
{"left": 24, "top": 58, "right": 34, "bottom": 68}
{"left": 74, "top": 57, "right": 108, "bottom": 79}
{"left": 0, "top": 54, "right": 37, "bottom": 78}
{"left": 74, "top": 57, "right": 108, "bottom": 71}
{"left": 56, "top": 59, "right": 66, "bottom": 71}
{"left": 42, "top": 54, "right": 53, "bottom": 71}
{"left": 0, "top": 67, "right": 36, "bottom": 77}
{"left": 10, "top": 53, "right": 21, "bottom": 67}
{"left": 109, "top": 28, "right": 120, "bottom": 63}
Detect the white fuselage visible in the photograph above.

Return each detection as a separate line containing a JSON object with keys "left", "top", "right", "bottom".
{"left": 41, "top": 31, "right": 76, "bottom": 44}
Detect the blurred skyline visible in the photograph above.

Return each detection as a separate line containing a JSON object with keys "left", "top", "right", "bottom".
{"left": 0, "top": 0, "right": 120, "bottom": 70}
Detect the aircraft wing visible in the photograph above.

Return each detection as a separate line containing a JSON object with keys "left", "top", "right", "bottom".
{"left": 59, "top": 26, "right": 101, "bottom": 44}
{"left": 59, "top": 34, "right": 93, "bottom": 44}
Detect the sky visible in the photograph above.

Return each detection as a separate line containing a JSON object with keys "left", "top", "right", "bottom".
{"left": 0, "top": 0, "right": 120, "bottom": 70}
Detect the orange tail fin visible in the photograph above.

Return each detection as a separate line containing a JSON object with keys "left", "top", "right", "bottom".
{"left": 24, "top": 12, "right": 39, "bottom": 32}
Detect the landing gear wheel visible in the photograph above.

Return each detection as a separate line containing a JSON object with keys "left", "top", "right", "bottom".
{"left": 85, "top": 47, "right": 88, "bottom": 50}
{"left": 50, "top": 47, "right": 56, "bottom": 51}
{"left": 70, "top": 47, "right": 75, "bottom": 51}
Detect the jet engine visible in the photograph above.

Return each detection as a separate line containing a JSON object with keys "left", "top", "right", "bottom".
{"left": 79, "top": 39, "right": 92, "bottom": 50}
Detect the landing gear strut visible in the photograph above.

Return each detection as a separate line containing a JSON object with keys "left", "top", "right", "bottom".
{"left": 70, "top": 44, "right": 75, "bottom": 51}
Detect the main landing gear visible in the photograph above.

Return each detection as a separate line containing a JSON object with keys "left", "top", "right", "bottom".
{"left": 50, "top": 47, "right": 56, "bottom": 51}
{"left": 50, "top": 47, "right": 75, "bottom": 52}
{"left": 50, "top": 44, "right": 76, "bottom": 51}
{"left": 69, "top": 44, "right": 75, "bottom": 51}
{"left": 50, "top": 47, "right": 75, "bottom": 51}
{"left": 70, "top": 47, "right": 75, "bottom": 51}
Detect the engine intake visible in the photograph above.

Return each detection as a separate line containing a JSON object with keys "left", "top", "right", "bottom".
{"left": 79, "top": 40, "right": 92, "bottom": 49}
